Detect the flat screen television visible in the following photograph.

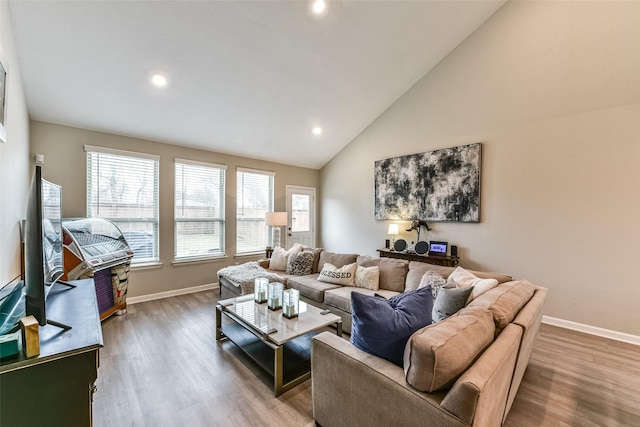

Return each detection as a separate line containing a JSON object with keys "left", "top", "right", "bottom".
{"left": 23, "top": 165, "right": 71, "bottom": 330}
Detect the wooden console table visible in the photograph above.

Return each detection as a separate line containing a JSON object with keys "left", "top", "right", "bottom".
{"left": 0, "top": 279, "right": 103, "bottom": 427}
{"left": 378, "top": 249, "right": 459, "bottom": 267}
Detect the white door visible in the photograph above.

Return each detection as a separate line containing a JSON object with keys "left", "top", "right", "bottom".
{"left": 285, "top": 185, "right": 316, "bottom": 248}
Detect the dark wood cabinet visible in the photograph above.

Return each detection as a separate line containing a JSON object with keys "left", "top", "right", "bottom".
{"left": 0, "top": 279, "right": 103, "bottom": 427}
{"left": 377, "top": 248, "right": 459, "bottom": 267}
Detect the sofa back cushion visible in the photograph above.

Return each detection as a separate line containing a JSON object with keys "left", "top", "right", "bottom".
{"left": 356, "top": 256, "right": 408, "bottom": 292}
{"left": 404, "top": 306, "right": 495, "bottom": 392}
{"left": 405, "top": 261, "right": 513, "bottom": 291}
{"left": 467, "top": 280, "right": 536, "bottom": 332}
{"left": 318, "top": 251, "right": 358, "bottom": 270}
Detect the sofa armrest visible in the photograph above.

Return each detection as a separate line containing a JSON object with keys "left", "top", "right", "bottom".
{"left": 311, "top": 332, "right": 466, "bottom": 427}
{"left": 441, "top": 323, "right": 522, "bottom": 427}
{"left": 258, "top": 258, "right": 270, "bottom": 269}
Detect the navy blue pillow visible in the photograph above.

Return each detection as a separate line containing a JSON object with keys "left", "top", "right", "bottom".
{"left": 350, "top": 286, "right": 433, "bottom": 367}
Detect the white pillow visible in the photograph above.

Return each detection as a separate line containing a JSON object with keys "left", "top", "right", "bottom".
{"left": 447, "top": 267, "right": 499, "bottom": 303}
{"left": 354, "top": 265, "right": 379, "bottom": 291}
{"left": 269, "top": 244, "right": 302, "bottom": 271}
{"left": 317, "top": 262, "right": 357, "bottom": 286}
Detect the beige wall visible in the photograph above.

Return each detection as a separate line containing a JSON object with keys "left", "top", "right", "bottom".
{"left": 30, "top": 121, "right": 320, "bottom": 298}
{"left": 0, "top": 1, "right": 30, "bottom": 287}
{"left": 320, "top": 1, "right": 640, "bottom": 335}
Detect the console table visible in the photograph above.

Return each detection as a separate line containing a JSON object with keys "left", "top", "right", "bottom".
{"left": 0, "top": 279, "right": 103, "bottom": 427}
{"left": 378, "top": 249, "right": 459, "bottom": 267}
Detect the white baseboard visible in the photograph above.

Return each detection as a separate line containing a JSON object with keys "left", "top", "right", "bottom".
{"left": 542, "top": 315, "right": 640, "bottom": 346}
{"left": 127, "top": 283, "right": 219, "bottom": 305}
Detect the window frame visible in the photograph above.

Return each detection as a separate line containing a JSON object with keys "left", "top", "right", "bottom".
{"left": 236, "top": 167, "right": 275, "bottom": 256}
{"left": 174, "top": 158, "right": 226, "bottom": 263}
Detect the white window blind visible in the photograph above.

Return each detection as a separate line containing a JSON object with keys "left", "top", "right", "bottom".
{"left": 175, "top": 159, "right": 226, "bottom": 260}
{"left": 236, "top": 168, "right": 274, "bottom": 254}
{"left": 85, "top": 146, "right": 159, "bottom": 264}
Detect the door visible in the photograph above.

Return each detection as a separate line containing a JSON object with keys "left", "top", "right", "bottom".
{"left": 285, "top": 185, "right": 316, "bottom": 248}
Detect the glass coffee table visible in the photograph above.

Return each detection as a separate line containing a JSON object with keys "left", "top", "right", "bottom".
{"left": 216, "top": 294, "right": 342, "bottom": 396}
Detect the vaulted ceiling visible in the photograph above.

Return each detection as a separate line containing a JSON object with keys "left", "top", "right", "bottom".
{"left": 8, "top": 0, "right": 505, "bottom": 169}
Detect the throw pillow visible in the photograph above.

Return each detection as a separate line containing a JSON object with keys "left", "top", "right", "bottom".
{"left": 286, "top": 251, "right": 315, "bottom": 276}
{"left": 268, "top": 244, "right": 302, "bottom": 271}
{"left": 447, "top": 266, "right": 499, "bottom": 303}
{"left": 354, "top": 265, "right": 380, "bottom": 291}
{"left": 432, "top": 286, "right": 474, "bottom": 322}
{"left": 317, "top": 262, "right": 357, "bottom": 286}
{"left": 418, "top": 271, "right": 447, "bottom": 298}
{"left": 350, "top": 286, "right": 434, "bottom": 367}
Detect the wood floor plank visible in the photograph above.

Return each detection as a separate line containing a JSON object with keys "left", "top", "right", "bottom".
{"left": 93, "top": 291, "right": 640, "bottom": 426}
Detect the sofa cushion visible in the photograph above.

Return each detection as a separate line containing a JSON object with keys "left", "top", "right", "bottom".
{"left": 354, "top": 265, "right": 380, "bottom": 291}
{"left": 447, "top": 266, "right": 499, "bottom": 303}
{"left": 324, "top": 287, "right": 399, "bottom": 313}
{"left": 404, "top": 306, "right": 495, "bottom": 392}
{"left": 350, "top": 286, "right": 434, "bottom": 367}
{"left": 467, "top": 280, "right": 536, "bottom": 331}
{"left": 286, "top": 275, "right": 341, "bottom": 303}
{"left": 356, "top": 256, "right": 408, "bottom": 292}
{"left": 432, "top": 286, "right": 473, "bottom": 323}
{"left": 269, "top": 244, "right": 302, "bottom": 271}
{"left": 318, "top": 251, "right": 358, "bottom": 270}
{"left": 318, "top": 262, "right": 357, "bottom": 286}
{"left": 286, "top": 251, "right": 315, "bottom": 276}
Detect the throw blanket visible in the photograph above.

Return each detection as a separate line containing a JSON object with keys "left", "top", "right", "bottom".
{"left": 217, "top": 261, "right": 284, "bottom": 295}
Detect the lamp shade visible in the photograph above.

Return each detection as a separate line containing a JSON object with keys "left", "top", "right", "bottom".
{"left": 265, "top": 212, "right": 288, "bottom": 226}
{"left": 388, "top": 224, "right": 399, "bottom": 235}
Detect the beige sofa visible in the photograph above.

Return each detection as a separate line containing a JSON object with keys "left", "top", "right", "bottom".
{"left": 312, "top": 279, "right": 548, "bottom": 427}
{"left": 218, "top": 249, "right": 513, "bottom": 334}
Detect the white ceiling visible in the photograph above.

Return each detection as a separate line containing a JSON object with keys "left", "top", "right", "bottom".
{"left": 8, "top": 0, "right": 505, "bottom": 170}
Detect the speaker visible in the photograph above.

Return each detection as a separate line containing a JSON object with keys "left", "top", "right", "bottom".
{"left": 451, "top": 245, "right": 458, "bottom": 257}
{"left": 385, "top": 239, "right": 390, "bottom": 249}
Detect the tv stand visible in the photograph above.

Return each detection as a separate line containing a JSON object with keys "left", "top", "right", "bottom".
{"left": 0, "top": 279, "right": 103, "bottom": 427}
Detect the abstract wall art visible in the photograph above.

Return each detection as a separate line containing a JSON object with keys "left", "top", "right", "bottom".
{"left": 374, "top": 143, "right": 481, "bottom": 222}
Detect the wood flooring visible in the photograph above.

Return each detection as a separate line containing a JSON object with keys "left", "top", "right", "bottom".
{"left": 93, "top": 290, "right": 640, "bottom": 427}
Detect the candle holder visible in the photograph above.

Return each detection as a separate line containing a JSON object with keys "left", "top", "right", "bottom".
{"left": 282, "top": 289, "right": 300, "bottom": 319}
{"left": 254, "top": 277, "right": 268, "bottom": 304}
{"left": 267, "top": 282, "right": 283, "bottom": 311}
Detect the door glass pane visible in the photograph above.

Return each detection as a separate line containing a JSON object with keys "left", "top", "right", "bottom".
{"left": 291, "top": 194, "right": 310, "bottom": 232}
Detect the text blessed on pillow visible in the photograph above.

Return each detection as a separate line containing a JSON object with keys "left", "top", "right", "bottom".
{"left": 317, "top": 262, "right": 357, "bottom": 286}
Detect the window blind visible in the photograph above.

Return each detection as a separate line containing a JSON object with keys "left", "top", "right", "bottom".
{"left": 86, "top": 147, "right": 159, "bottom": 264}
{"left": 175, "top": 159, "right": 226, "bottom": 260}
{"left": 236, "top": 168, "right": 274, "bottom": 254}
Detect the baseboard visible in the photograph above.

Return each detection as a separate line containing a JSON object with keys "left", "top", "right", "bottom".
{"left": 127, "top": 283, "right": 219, "bottom": 305}
{"left": 542, "top": 315, "right": 640, "bottom": 346}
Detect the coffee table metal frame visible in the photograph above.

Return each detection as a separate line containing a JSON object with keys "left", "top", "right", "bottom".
{"left": 216, "top": 294, "right": 342, "bottom": 396}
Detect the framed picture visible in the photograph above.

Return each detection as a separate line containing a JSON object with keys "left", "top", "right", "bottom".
{"left": 0, "top": 43, "right": 7, "bottom": 144}
{"left": 374, "top": 143, "right": 481, "bottom": 222}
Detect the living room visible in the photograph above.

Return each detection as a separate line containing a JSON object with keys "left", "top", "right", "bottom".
{"left": 0, "top": 1, "right": 638, "bottom": 426}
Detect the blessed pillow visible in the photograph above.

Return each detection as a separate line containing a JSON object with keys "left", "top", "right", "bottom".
{"left": 317, "top": 262, "right": 357, "bottom": 286}
{"left": 432, "top": 286, "right": 473, "bottom": 322}
{"left": 286, "top": 251, "right": 315, "bottom": 276}
{"left": 350, "top": 286, "right": 434, "bottom": 367}
{"left": 354, "top": 265, "right": 380, "bottom": 291}
{"left": 447, "top": 266, "right": 499, "bottom": 303}
{"left": 418, "top": 271, "right": 447, "bottom": 298}
{"left": 268, "top": 244, "right": 302, "bottom": 271}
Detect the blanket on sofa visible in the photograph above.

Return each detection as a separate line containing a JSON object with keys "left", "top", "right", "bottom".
{"left": 217, "top": 261, "right": 284, "bottom": 295}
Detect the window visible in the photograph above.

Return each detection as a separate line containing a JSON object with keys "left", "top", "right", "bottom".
{"left": 85, "top": 145, "right": 159, "bottom": 264}
{"left": 236, "top": 167, "right": 274, "bottom": 254}
{"left": 174, "top": 159, "right": 226, "bottom": 261}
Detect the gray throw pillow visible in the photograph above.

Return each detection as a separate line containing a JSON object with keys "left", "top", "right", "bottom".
{"left": 432, "top": 286, "right": 474, "bottom": 322}
{"left": 286, "top": 251, "right": 315, "bottom": 276}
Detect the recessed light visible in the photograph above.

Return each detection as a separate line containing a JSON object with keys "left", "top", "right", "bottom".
{"left": 150, "top": 73, "right": 168, "bottom": 87}
{"left": 312, "top": 127, "right": 322, "bottom": 135}
{"left": 312, "top": 0, "right": 326, "bottom": 15}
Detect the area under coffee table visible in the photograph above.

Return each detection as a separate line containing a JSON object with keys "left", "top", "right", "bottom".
{"left": 216, "top": 294, "right": 342, "bottom": 396}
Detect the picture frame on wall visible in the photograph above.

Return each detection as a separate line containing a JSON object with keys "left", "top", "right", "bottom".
{"left": 0, "top": 43, "right": 7, "bottom": 144}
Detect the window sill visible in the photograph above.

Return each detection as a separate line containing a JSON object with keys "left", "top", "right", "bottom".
{"left": 172, "top": 255, "right": 227, "bottom": 266}
{"left": 130, "top": 261, "right": 163, "bottom": 271}
{"left": 235, "top": 252, "right": 265, "bottom": 259}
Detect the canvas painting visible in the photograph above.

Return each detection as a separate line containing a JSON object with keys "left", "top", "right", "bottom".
{"left": 374, "top": 143, "right": 481, "bottom": 222}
